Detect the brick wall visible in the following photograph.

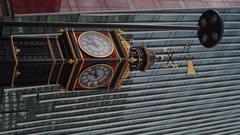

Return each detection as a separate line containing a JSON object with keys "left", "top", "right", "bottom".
{"left": 10, "top": 0, "right": 240, "bottom": 14}
{"left": 60, "top": 0, "right": 240, "bottom": 12}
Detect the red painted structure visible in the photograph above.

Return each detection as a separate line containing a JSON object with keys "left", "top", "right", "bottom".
{"left": 74, "top": 31, "right": 119, "bottom": 90}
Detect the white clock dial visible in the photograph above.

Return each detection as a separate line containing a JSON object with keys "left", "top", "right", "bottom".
{"left": 79, "top": 64, "right": 113, "bottom": 89}
{"left": 78, "top": 31, "right": 114, "bottom": 58}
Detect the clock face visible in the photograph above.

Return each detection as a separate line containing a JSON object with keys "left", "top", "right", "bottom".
{"left": 78, "top": 31, "right": 114, "bottom": 58}
{"left": 79, "top": 64, "right": 113, "bottom": 89}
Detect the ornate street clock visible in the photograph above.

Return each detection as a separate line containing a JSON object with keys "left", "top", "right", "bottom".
{"left": 0, "top": 28, "right": 155, "bottom": 91}
{"left": 0, "top": 9, "right": 224, "bottom": 91}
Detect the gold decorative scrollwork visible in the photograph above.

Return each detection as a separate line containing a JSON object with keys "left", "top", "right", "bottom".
{"left": 115, "top": 63, "right": 131, "bottom": 89}
{"left": 114, "top": 29, "right": 131, "bottom": 58}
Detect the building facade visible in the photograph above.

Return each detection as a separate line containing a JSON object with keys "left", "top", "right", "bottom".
{"left": 1, "top": 1, "right": 240, "bottom": 134}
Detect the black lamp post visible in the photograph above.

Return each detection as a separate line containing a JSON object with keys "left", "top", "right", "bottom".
{"left": 0, "top": 9, "right": 224, "bottom": 48}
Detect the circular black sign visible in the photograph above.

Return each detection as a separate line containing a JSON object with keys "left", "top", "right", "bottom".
{"left": 198, "top": 9, "right": 224, "bottom": 48}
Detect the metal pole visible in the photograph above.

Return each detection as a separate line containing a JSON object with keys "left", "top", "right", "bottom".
{"left": 0, "top": 21, "right": 199, "bottom": 31}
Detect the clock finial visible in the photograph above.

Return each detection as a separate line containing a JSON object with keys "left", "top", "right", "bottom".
{"left": 115, "top": 29, "right": 157, "bottom": 72}
{"left": 113, "top": 29, "right": 158, "bottom": 89}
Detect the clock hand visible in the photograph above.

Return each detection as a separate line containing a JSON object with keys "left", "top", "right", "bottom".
{"left": 94, "top": 68, "right": 98, "bottom": 79}
{"left": 91, "top": 39, "right": 100, "bottom": 48}
{"left": 88, "top": 72, "right": 94, "bottom": 76}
